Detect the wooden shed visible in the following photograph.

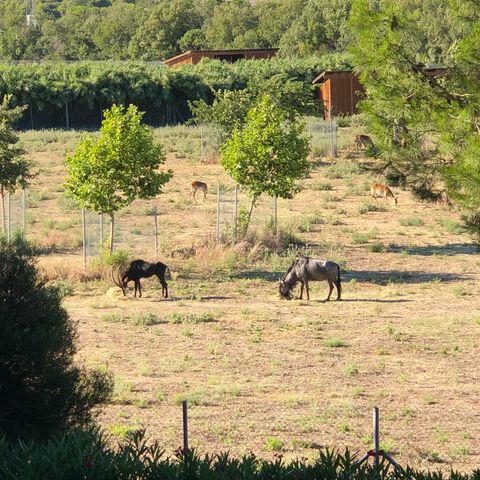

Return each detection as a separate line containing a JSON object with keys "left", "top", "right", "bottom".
{"left": 312, "top": 71, "right": 365, "bottom": 119}
{"left": 164, "top": 48, "right": 278, "bottom": 68}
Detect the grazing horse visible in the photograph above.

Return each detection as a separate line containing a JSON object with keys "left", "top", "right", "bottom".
{"left": 279, "top": 256, "right": 341, "bottom": 301}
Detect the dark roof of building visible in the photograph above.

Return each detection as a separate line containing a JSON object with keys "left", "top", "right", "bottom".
{"left": 164, "top": 48, "right": 279, "bottom": 65}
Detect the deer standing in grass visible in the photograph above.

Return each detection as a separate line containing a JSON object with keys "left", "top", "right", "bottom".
{"left": 354, "top": 134, "right": 374, "bottom": 151}
{"left": 370, "top": 183, "right": 398, "bottom": 205}
{"left": 190, "top": 181, "right": 207, "bottom": 203}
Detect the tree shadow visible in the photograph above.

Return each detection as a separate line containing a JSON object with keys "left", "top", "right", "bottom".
{"left": 344, "top": 270, "right": 466, "bottom": 285}
{"left": 388, "top": 243, "right": 478, "bottom": 256}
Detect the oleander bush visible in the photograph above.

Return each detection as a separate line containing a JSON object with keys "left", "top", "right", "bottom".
{"left": 0, "top": 428, "right": 477, "bottom": 480}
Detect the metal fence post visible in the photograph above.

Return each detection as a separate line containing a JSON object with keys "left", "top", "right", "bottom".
{"left": 99, "top": 213, "right": 104, "bottom": 250}
{"left": 216, "top": 186, "right": 220, "bottom": 240}
{"left": 233, "top": 186, "right": 238, "bottom": 243}
{"left": 22, "top": 189, "right": 26, "bottom": 240}
{"left": 82, "top": 208, "right": 87, "bottom": 271}
{"left": 182, "top": 400, "right": 189, "bottom": 453}
{"left": 154, "top": 207, "right": 159, "bottom": 257}
{"left": 373, "top": 406, "right": 380, "bottom": 468}
{"left": 273, "top": 196, "right": 278, "bottom": 233}
{"left": 6, "top": 192, "right": 10, "bottom": 242}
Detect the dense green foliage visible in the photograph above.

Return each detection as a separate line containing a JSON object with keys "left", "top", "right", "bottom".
{"left": 1, "top": 428, "right": 479, "bottom": 479}
{"left": 350, "top": 0, "right": 480, "bottom": 237}
{"left": 65, "top": 104, "right": 172, "bottom": 251}
{"left": 0, "top": 237, "right": 113, "bottom": 442}
{"left": 221, "top": 94, "right": 310, "bottom": 229}
{"left": 190, "top": 75, "right": 322, "bottom": 140}
{"left": 0, "top": 96, "right": 30, "bottom": 233}
{"left": 0, "top": 55, "right": 351, "bottom": 128}
{"left": 0, "top": 0, "right": 356, "bottom": 61}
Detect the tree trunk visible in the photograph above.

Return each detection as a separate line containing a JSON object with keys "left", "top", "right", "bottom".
{"left": 245, "top": 195, "right": 257, "bottom": 235}
{"left": 109, "top": 213, "right": 115, "bottom": 253}
{"left": 1, "top": 189, "right": 5, "bottom": 235}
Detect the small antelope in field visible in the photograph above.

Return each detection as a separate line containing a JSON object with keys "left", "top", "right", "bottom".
{"left": 354, "top": 134, "right": 374, "bottom": 151}
{"left": 370, "top": 183, "right": 398, "bottom": 205}
{"left": 190, "top": 181, "right": 207, "bottom": 203}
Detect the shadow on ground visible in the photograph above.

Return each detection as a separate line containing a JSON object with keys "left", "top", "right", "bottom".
{"left": 344, "top": 270, "right": 466, "bottom": 285}
{"left": 388, "top": 243, "right": 478, "bottom": 256}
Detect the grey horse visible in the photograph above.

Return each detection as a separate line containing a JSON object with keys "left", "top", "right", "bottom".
{"left": 279, "top": 256, "right": 341, "bottom": 301}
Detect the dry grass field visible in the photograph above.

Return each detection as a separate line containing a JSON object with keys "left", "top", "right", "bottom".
{"left": 18, "top": 126, "right": 480, "bottom": 472}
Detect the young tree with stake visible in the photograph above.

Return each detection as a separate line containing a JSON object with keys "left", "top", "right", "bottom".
{"left": 221, "top": 94, "right": 310, "bottom": 234}
{"left": 0, "top": 95, "right": 30, "bottom": 236}
{"left": 65, "top": 104, "right": 172, "bottom": 252}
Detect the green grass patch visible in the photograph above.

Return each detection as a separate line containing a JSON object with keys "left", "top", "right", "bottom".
{"left": 358, "top": 201, "right": 386, "bottom": 214}
{"left": 324, "top": 338, "right": 346, "bottom": 348}
{"left": 399, "top": 217, "right": 424, "bottom": 227}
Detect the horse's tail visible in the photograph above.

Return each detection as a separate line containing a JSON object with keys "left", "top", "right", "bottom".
{"left": 336, "top": 264, "right": 342, "bottom": 300}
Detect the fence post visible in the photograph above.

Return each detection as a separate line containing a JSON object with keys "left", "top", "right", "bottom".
{"left": 82, "top": 208, "right": 87, "bottom": 271}
{"left": 233, "top": 186, "right": 238, "bottom": 243}
{"left": 333, "top": 118, "right": 338, "bottom": 157}
{"left": 99, "top": 213, "right": 104, "bottom": 249}
{"left": 329, "top": 115, "right": 336, "bottom": 158}
{"left": 154, "top": 207, "right": 159, "bottom": 257}
{"left": 373, "top": 406, "right": 380, "bottom": 467}
{"left": 6, "top": 192, "right": 10, "bottom": 242}
{"left": 65, "top": 101, "right": 70, "bottom": 130}
{"left": 200, "top": 125, "right": 204, "bottom": 162}
{"left": 273, "top": 196, "right": 278, "bottom": 234}
{"left": 216, "top": 186, "right": 220, "bottom": 240}
{"left": 182, "top": 400, "right": 189, "bottom": 453}
{"left": 22, "top": 189, "right": 26, "bottom": 240}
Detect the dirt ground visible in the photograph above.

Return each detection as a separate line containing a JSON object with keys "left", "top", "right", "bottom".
{"left": 22, "top": 128, "right": 480, "bottom": 472}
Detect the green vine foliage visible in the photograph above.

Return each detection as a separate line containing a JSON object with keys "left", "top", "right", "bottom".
{"left": 0, "top": 55, "right": 352, "bottom": 128}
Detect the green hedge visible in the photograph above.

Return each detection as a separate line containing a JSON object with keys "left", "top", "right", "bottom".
{"left": 0, "top": 54, "right": 352, "bottom": 128}
{"left": 0, "top": 428, "right": 477, "bottom": 480}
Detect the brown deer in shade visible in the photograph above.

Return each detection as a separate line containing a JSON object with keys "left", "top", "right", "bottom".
{"left": 370, "top": 183, "right": 398, "bottom": 205}
{"left": 190, "top": 181, "right": 207, "bottom": 203}
{"left": 354, "top": 134, "right": 375, "bottom": 151}
{"left": 112, "top": 260, "right": 169, "bottom": 298}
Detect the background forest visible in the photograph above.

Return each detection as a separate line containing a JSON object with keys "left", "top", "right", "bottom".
{"left": 0, "top": 0, "right": 464, "bottom": 63}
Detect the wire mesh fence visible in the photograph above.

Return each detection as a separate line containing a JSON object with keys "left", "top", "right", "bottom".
{"left": 3, "top": 190, "right": 26, "bottom": 241}
{"left": 216, "top": 187, "right": 278, "bottom": 243}
{"left": 307, "top": 117, "right": 338, "bottom": 158}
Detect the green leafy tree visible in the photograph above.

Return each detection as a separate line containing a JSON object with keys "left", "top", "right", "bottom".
{"left": 65, "top": 104, "right": 172, "bottom": 251}
{"left": 221, "top": 94, "right": 310, "bottom": 231}
{"left": 190, "top": 75, "right": 322, "bottom": 141}
{"left": 0, "top": 237, "right": 113, "bottom": 441}
{"left": 204, "top": 0, "right": 261, "bottom": 49}
{"left": 0, "top": 96, "right": 31, "bottom": 235}
{"left": 350, "top": 0, "right": 480, "bottom": 237}
{"left": 128, "top": 0, "right": 201, "bottom": 60}
{"left": 278, "top": 0, "right": 353, "bottom": 57}
{"left": 92, "top": 2, "right": 139, "bottom": 60}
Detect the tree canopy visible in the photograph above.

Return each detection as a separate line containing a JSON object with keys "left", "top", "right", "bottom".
{"left": 65, "top": 104, "right": 173, "bottom": 250}
{"left": 221, "top": 94, "right": 310, "bottom": 229}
